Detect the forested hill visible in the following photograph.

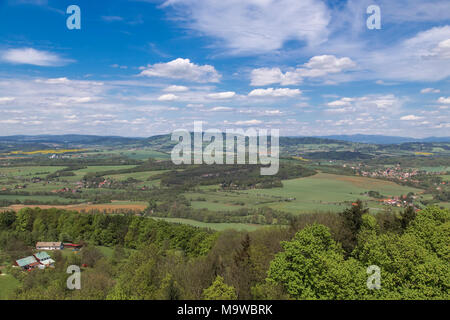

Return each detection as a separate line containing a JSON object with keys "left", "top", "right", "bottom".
{"left": 1, "top": 134, "right": 449, "bottom": 159}
{"left": 315, "top": 134, "right": 450, "bottom": 144}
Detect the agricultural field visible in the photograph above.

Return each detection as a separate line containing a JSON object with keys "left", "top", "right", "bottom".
{"left": 419, "top": 166, "right": 449, "bottom": 173}
{"left": 3, "top": 201, "right": 148, "bottom": 213}
{"left": 0, "top": 166, "right": 66, "bottom": 178}
{"left": 154, "top": 217, "right": 266, "bottom": 231}
{"left": 0, "top": 136, "right": 447, "bottom": 230}
{"left": 83, "top": 148, "right": 170, "bottom": 160}
{"left": 0, "top": 194, "right": 77, "bottom": 204}
{"left": 62, "top": 165, "right": 138, "bottom": 182}
{"left": 185, "top": 173, "right": 422, "bottom": 214}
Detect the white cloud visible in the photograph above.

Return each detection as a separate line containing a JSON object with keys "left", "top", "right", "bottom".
{"left": 162, "top": 0, "right": 330, "bottom": 54}
{"left": 0, "top": 97, "right": 15, "bottom": 104}
{"left": 163, "top": 85, "right": 189, "bottom": 92}
{"left": 428, "top": 39, "right": 450, "bottom": 59}
{"left": 421, "top": 88, "right": 441, "bottom": 94}
{"left": 250, "top": 55, "right": 355, "bottom": 86}
{"left": 158, "top": 93, "right": 178, "bottom": 101}
{"left": 139, "top": 58, "right": 221, "bottom": 83}
{"left": 207, "top": 91, "right": 236, "bottom": 99}
{"left": 401, "top": 115, "right": 423, "bottom": 121}
{"left": 248, "top": 88, "right": 302, "bottom": 98}
{"left": 0, "top": 48, "right": 73, "bottom": 66}
{"left": 356, "top": 26, "right": 450, "bottom": 81}
{"left": 234, "top": 119, "right": 262, "bottom": 126}
{"left": 325, "top": 95, "right": 403, "bottom": 115}
{"left": 111, "top": 64, "right": 128, "bottom": 69}
{"left": 206, "top": 106, "right": 232, "bottom": 112}
{"left": 250, "top": 68, "right": 302, "bottom": 86}
{"left": 437, "top": 97, "right": 450, "bottom": 104}
{"left": 300, "top": 55, "right": 356, "bottom": 77}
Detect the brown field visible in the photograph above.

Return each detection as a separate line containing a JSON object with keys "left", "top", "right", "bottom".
{"left": 0, "top": 201, "right": 148, "bottom": 213}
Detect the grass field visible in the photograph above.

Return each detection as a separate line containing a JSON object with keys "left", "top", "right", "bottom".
{"left": 184, "top": 173, "right": 422, "bottom": 214}
{"left": 0, "top": 166, "right": 66, "bottom": 178}
{"left": 85, "top": 149, "right": 170, "bottom": 160}
{"left": 0, "top": 194, "right": 77, "bottom": 203}
{"left": 0, "top": 274, "right": 20, "bottom": 299}
{"left": 154, "top": 217, "right": 266, "bottom": 231}
{"left": 419, "top": 166, "right": 449, "bottom": 173}
{"left": 62, "top": 165, "right": 138, "bottom": 182}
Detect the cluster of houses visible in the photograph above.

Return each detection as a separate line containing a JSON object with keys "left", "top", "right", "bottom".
{"left": 356, "top": 166, "right": 420, "bottom": 181}
{"left": 14, "top": 242, "right": 82, "bottom": 271}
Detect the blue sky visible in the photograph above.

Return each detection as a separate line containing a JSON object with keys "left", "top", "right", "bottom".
{"left": 0, "top": 0, "right": 449, "bottom": 137}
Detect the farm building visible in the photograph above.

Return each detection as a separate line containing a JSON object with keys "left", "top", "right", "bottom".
{"left": 63, "top": 243, "right": 83, "bottom": 251}
{"left": 33, "top": 252, "right": 55, "bottom": 268}
{"left": 15, "top": 256, "right": 40, "bottom": 270}
{"left": 36, "top": 242, "right": 63, "bottom": 250}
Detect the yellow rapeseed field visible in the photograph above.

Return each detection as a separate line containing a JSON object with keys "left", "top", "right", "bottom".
{"left": 9, "top": 149, "right": 87, "bottom": 155}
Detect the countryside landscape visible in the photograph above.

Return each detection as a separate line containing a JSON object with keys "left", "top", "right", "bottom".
{"left": 0, "top": 0, "right": 449, "bottom": 306}
{"left": 0, "top": 134, "right": 448, "bottom": 300}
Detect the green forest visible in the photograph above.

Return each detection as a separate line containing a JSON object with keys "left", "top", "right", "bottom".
{"left": 0, "top": 203, "right": 448, "bottom": 300}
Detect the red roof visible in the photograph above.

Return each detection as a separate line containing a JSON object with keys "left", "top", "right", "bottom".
{"left": 63, "top": 243, "right": 82, "bottom": 247}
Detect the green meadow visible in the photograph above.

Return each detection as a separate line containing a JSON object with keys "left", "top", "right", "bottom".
{"left": 0, "top": 194, "right": 77, "bottom": 203}
{"left": 62, "top": 165, "right": 138, "bottom": 182}
{"left": 185, "top": 173, "right": 422, "bottom": 214}
{"left": 0, "top": 274, "right": 20, "bottom": 299}
{"left": 0, "top": 166, "right": 66, "bottom": 178}
{"left": 154, "top": 217, "right": 265, "bottom": 231}
{"left": 84, "top": 149, "right": 170, "bottom": 160}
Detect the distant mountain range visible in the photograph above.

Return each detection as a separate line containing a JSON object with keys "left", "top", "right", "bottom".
{"left": 0, "top": 134, "right": 449, "bottom": 147}
{"left": 314, "top": 134, "right": 450, "bottom": 144}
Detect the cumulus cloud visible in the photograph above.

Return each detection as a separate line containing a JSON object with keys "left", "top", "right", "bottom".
{"left": 0, "top": 97, "right": 15, "bottom": 104}
{"left": 206, "top": 106, "right": 232, "bottom": 112}
{"left": 0, "top": 48, "right": 73, "bottom": 66}
{"left": 157, "top": 93, "right": 178, "bottom": 101}
{"left": 428, "top": 39, "right": 450, "bottom": 59}
{"left": 163, "top": 85, "right": 189, "bottom": 92}
{"left": 437, "top": 97, "right": 450, "bottom": 104}
{"left": 421, "top": 88, "right": 441, "bottom": 94}
{"left": 139, "top": 58, "right": 221, "bottom": 83}
{"left": 233, "top": 119, "right": 262, "bottom": 126}
{"left": 207, "top": 91, "right": 236, "bottom": 99}
{"left": 250, "top": 55, "right": 355, "bottom": 86}
{"left": 162, "top": 0, "right": 330, "bottom": 54}
{"left": 325, "top": 95, "right": 403, "bottom": 115}
{"left": 250, "top": 68, "right": 302, "bottom": 86}
{"left": 248, "top": 88, "right": 302, "bottom": 98}
{"left": 401, "top": 115, "right": 423, "bottom": 121}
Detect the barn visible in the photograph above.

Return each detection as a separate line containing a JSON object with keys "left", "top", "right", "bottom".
{"left": 15, "top": 256, "right": 40, "bottom": 270}
{"left": 36, "top": 242, "right": 63, "bottom": 251}
{"left": 34, "top": 252, "right": 55, "bottom": 268}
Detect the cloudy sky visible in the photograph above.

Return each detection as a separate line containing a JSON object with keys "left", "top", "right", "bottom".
{"left": 0, "top": 0, "right": 449, "bottom": 137}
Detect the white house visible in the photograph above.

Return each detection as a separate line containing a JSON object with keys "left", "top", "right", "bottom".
{"left": 36, "top": 242, "right": 63, "bottom": 250}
